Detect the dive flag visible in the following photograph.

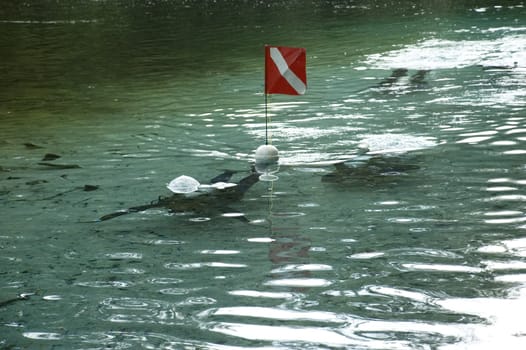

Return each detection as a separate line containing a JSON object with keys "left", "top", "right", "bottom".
{"left": 265, "top": 45, "right": 307, "bottom": 95}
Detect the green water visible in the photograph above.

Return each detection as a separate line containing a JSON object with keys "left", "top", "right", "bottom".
{"left": 1, "top": 1, "right": 526, "bottom": 349}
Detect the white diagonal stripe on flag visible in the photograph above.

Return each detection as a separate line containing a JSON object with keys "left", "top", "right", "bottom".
{"left": 269, "top": 47, "right": 306, "bottom": 95}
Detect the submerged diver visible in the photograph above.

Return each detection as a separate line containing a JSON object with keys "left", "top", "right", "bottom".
{"left": 99, "top": 169, "right": 259, "bottom": 221}
{"left": 409, "top": 69, "right": 430, "bottom": 86}
{"left": 322, "top": 155, "right": 421, "bottom": 184}
{"left": 321, "top": 134, "right": 436, "bottom": 184}
{"left": 378, "top": 68, "right": 409, "bottom": 86}
{"left": 364, "top": 68, "right": 430, "bottom": 92}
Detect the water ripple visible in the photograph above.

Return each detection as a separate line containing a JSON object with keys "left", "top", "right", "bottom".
{"left": 206, "top": 321, "right": 418, "bottom": 349}
{"left": 99, "top": 297, "right": 184, "bottom": 324}
{"left": 202, "top": 306, "right": 347, "bottom": 323}
{"left": 206, "top": 322, "right": 354, "bottom": 347}
{"left": 75, "top": 281, "right": 133, "bottom": 288}
{"left": 23, "top": 332, "right": 63, "bottom": 340}
{"left": 270, "top": 264, "right": 333, "bottom": 274}
{"left": 398, "top": 263, "right": 483, "bottom": 273}
{"left": 264, "top": 278, "right": 333, "bottom": 288}
{"left": 104, "top": 252, "right": 143, "bottom": 260}
{"left": 228, "top": 290, "right": 300, "bottom": 300}
{"left": 164, "top": 262, "right": 247, "bottom": 270}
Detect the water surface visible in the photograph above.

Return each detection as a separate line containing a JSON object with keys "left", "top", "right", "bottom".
{"left": 1, "top": 1, "right": 526, "bottom": 349}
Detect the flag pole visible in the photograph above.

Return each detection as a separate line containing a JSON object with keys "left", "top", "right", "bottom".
{"left": 265, "top": 93, "right": 268, "bottom": 145}
{"left": 255, "top": 45, "right": 281, "bottom": 182}
{"left": 264, "top": 45, "right": 269, "bottom": 145}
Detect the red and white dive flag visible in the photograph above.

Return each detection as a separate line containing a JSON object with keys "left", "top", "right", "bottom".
{"left": 265, "top": 45, "right": 307, "bottom": 95}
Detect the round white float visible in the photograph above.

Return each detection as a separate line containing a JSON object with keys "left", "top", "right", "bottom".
{"left": 254, "top": 144, "right": 280, "bottom": 181}
{"left": 255, "top": 144, "right": 279, "bottom": 165}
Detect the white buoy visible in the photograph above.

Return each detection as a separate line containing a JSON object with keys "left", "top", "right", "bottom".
{"left": 255, "top": 144, "right": 280, "bottom": 181}
{"left": 255, "top": 144, "right": 279, "bottom": 165}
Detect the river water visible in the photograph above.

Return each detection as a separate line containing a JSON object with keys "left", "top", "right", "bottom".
{"left": 1, "top": 1, "right": 526, "bottom": 349}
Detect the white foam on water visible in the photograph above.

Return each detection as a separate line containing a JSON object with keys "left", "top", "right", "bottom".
{"left": 360, "top": 134, "right": 439, "bottom": 155}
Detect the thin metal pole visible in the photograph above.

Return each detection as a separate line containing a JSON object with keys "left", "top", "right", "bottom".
{"left": 265, "top": 93, "right": 268, "bottom": 145}
{"left": 264, "top": 45, "right": 269, "bottom": 146}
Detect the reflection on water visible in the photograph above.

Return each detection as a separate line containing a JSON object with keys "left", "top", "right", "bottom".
{"left": 2, "top": 1, "right": 526, "bottom": 349}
